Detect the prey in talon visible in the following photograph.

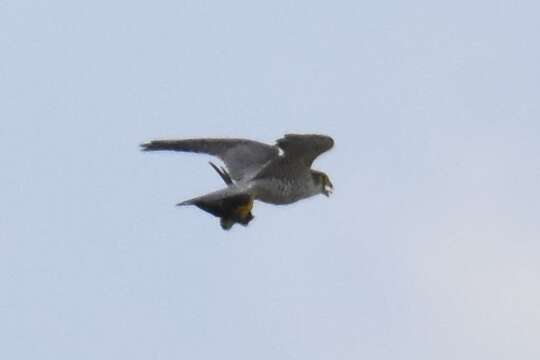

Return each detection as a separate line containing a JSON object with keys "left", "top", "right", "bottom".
{"left": 141, "top": 134, "right": 334, "bottom": 230}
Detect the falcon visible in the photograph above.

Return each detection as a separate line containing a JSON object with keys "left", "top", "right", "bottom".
{"left": 141, "top": 134, "right": 334, "bottom": 230}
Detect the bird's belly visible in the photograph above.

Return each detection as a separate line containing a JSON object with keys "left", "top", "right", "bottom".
{"left": 253, "top": 180, "right": 310, "bottom": 205}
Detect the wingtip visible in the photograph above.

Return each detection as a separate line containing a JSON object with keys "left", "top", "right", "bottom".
{"left": 176, "top": 201, "right": 192, "bottom": 206}
{"left": 208, "top": 161, "right": 233, "bottom": 185}
{"left": 140, "top": 142, "right": 151, "bottom": 151}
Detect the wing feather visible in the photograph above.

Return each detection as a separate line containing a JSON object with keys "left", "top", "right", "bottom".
{"left": 141, "top": 138, "right": 278, "bottom": 181}
{"left": 276, "top": 134, "right": 334, "bottom": 166}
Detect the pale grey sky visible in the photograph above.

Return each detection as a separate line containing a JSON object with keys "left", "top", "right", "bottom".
{"left": 1, "top": 0, "right": 539, "bottom": 359}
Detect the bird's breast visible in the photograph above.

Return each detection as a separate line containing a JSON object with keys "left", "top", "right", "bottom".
{"left": 252, "top": 178, "right": 316, "bottom": 205}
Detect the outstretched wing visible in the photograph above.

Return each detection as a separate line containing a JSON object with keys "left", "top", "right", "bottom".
{"left": 178, "top": 187, "right": 254, "bottom": 230}
{"left": 141, "top": 138, "right": 278, "bottom": 182}
{"left": 276, "top": 134, "right": 334, "bottom": 167}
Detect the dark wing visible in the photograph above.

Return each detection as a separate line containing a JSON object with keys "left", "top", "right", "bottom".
{"left": 141, "top": 138, "right": 278, "bottom": 182}
{"left": 276, "top": 134, "right": 334, "bottom": 167}
{"left": 209, "top": 162, "right": 233, "bottom": 185}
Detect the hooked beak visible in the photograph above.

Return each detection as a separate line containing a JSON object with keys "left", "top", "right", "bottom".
{"left": 323, "top": 179, "right": 334, "bottom": 197}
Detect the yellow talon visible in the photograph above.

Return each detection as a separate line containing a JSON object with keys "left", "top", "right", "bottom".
{"left": 234, "top": 198, "right": 254, "bottom": 219}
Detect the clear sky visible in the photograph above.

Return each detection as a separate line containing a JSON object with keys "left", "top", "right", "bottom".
{"left": 2, "top": 0, "right": 539, "bottom": 359}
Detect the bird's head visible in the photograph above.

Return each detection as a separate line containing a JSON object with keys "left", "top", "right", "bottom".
{"left": 312, "top": 170, "right": 334, "bottom": 197}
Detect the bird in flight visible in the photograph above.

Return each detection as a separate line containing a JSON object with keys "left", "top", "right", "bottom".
{"left": 141, "top": 134, "right": 334, "bottom": 230}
